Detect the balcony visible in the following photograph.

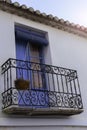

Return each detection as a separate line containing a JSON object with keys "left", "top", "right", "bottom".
{"left": 1, "top": 58, "right": 83, "bottom": 116}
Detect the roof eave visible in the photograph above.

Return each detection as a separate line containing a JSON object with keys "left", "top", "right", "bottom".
{"left": 0, "top": 1, "right": 87, "bottom": 38}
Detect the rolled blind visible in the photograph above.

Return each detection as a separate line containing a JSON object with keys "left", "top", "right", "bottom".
{"left": 15, "top": 26, "right": 48, "bottom": 46}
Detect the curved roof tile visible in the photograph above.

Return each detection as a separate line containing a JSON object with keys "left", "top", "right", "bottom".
{"left": 0, "top": 0, "right": 87, "bottom": 38}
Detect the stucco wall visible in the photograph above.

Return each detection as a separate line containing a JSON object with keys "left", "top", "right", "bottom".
{"left": 0, "top": 126, "right": 87, "bottom": 130}
{"left": 0, "top": 10, "right": 87, "bottom": 128}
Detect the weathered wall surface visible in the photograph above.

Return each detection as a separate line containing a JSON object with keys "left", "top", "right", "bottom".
{"left": 0, "top": 10, "right": 87, "bottom": 128}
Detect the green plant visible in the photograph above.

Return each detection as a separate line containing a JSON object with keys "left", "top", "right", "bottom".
{"left": 14, "top": 78, "right": 29, "bottom": 90}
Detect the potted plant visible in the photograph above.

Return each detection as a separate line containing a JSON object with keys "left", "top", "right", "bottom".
{"left": 14, "top": 78, "right": 30, "bottom": 90}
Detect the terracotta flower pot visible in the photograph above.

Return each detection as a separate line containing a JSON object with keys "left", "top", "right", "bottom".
{"left": 14, "top": 78, "right": 30, "bottom": 90}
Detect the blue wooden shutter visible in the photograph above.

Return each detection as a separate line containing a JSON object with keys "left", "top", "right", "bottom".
{"left": 16, "top": 39, "right": 29, "bottom": 80}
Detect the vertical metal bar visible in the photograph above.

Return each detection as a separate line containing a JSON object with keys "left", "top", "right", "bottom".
{"left": 65, "top": 75, "right": 69, "bottom": 108}
{"left": 7, "top": 70, "right": 9, "bottom": 90}
{"left": 56, "top": 74, "right": 60, "bottom": 92}
{"left": 10, "top": 67, "right": 12, "bottom": 88}
{"left": 4, "top": 73, "right": 6, "bottom": 91}
{"left": 21, "top": 68, "right": 23, "bottom": 79}
{"left": 47, "top": 73, "right": 50, "bottom": 91}
{"left": 38, "top": 71, "right": 40, "bottom": 89}
{"left": 65, "top": 76, "right": 69, "bottom": 94}
{"left": 76, "top": 77, "right": 81, "bottom": 95}
{"left": 16, "top": 68, "right": 18, "bottom": 79}
{"left": 60, "top": 75, "right": 65, "bottom": 107}
{"left": 76, "top": 77, "right": 83, "bottom": 109}
{"left": 68, "top": 76, "right": 73, "bottom": 95}
{"left": 41, "top": 71, "right": 44, "bottom": 89}
{"left": 26, "top": 61, "right": 28, "bottom": 80}
{"left": 41, "top": 64, "right": 46, "bottom": 90}
{"left": 73, "top": 78, "right": 77, "bottom": 95}
{"left": 27, "top": 68, "right": 29, "bottom": 80}
{"left": 32, "top": 70, "right": 35, "bottom": 89}
{"left": 61, "top": 75, "right": 64, "bottom": 93}
{"left": 72, "top": 72, "right": 78, "bottom": 96}
{"left": 69, "top": 77, "right": 76, "bottom": 108}
{"left": 52, "top": 73, "right": 55, "bottom": 91}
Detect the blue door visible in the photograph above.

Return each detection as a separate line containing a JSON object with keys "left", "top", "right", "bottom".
{"left": 16, "top": 39, "right": 48, "bottom": 108}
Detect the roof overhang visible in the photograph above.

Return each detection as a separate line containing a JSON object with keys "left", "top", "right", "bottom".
{"left": 0, "top": 0, "right": 87, "bottom": 38}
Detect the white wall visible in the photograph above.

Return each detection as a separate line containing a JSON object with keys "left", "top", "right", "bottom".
{"left": 48, "top": 28, "right": 87, "bottom": 116}
{"left": 0, "top": 10, "right": 87, "bottom": 128}
{"left": 0, "top": 126, "right": 87, "bottom": 130}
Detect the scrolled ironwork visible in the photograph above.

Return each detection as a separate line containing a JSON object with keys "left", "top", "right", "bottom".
{"left": 38, "top": 91, "right": 48, "bottom": 106}
{"left": 69, "top": 96, "right": 76, "bottom": 108}
{"left": 2, "top": 90, "right": 12, "bottom": 108}
{"left": 56, "top": 93, "right": 62, "bottom": 107}
{"left": 30, "top": 90, "right": 38, "bottom": 106}
{"left": 2, "top": 88, "right": 83, "bottom": 110}
{"left": 1, "top": 59, "right": 11, "bottom": 73}
{"left": 66, "top": 71, "right": 77, "bottom": 82}
{"left": 75, "top": 95, "right": 83, "bottom": 109}
{"left": 49, "top": 91, "right": 57, "bottom": 107}
{"left": 19, "top": 90, "right": 31, "bottom": 106}
{"left": 12, "top": 89, "right": 18, "bottom": 104}
{"left": 62, "top": 93, "right": 69, "bottom": 107}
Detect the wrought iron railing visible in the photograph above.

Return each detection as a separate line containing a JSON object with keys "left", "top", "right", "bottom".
{"left": 1, "top": 58, "right": 83, "bottom": 113}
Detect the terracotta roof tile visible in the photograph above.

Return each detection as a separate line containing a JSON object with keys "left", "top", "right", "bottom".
{"left": 0, "top": 0, "right": 87, "bottom": 38}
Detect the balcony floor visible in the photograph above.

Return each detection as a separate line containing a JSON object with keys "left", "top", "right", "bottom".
{"left": 3, "top": 105, "right": 83, "bottom": 116}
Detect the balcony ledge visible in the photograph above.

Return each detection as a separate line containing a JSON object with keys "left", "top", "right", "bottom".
{"left": 2, "top": 105, "right": 83, "bottom": 116}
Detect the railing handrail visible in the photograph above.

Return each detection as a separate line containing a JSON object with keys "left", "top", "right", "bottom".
{"left": 1, "top": 58, "right": 77, "bottom": 76}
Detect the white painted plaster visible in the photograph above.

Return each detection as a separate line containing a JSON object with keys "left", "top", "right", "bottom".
{"left": 0, "top": 10, "right": 87, "bottom": 129}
